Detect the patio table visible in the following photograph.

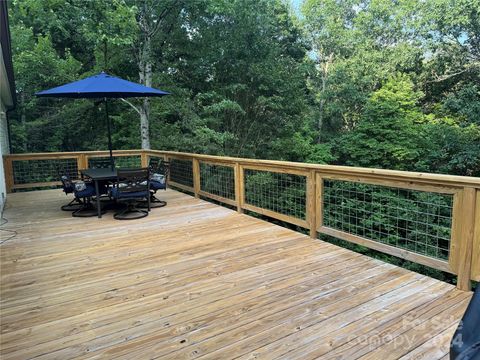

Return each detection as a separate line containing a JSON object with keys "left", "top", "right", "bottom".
{"left": 80, "top": 168, "right": 117, "bottom": 218}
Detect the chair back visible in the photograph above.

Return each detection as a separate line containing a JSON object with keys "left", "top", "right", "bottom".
{"left": 115, "top": 168, "right": 150, "bottom": 194}
{"left": 90, "top": 158, "right": 114, "bottom": 169}
{"left": 148, "top": 158, "right": 160, "bottom": 173}
{"left": 60, "top": 175, "right": 74, "bottom": 194}
{"left": 150, "top": 159, "right": 170, "bottom": 178}
{"left": 158, "top": 160, "right": 170, "bottom": 179}
{"left": 149, "top": 159, "right": 170, "bottom": 188}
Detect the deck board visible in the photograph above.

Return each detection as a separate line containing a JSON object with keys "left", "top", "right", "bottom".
{"left": 0, "top": 189, "right": 471, "bottom": 359}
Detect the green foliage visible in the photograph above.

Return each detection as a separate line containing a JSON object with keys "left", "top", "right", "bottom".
{"left": 334, "top": 75, "right": 424, "bottom": 170}
{"left": 418, "top": 122, "right": 480, "bottom": 176}
{"left": 7, "top": 0, "right": 480, "bottom": 285}
{"left": 323, "top": 180, "right": 453, "bottom": 260}
{"left": 443, "top": 85, "right": 480, "bottom": 126}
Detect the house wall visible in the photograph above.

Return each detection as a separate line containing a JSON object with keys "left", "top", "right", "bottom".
{"left": 0, "top": 42, "right": 13, "bottom": 214}
{"left": 0, "top": 100, "right": 8, "bottom": 213}
{"left": 0, "top": 1, "right": 15, "bottom": 215}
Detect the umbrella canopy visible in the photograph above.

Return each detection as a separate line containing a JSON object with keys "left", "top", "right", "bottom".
{"left": 36, "top": 72, "right": 170, "bottom": 169}
{"left": 36, "top": 72, "right": 170, "bottom": 98}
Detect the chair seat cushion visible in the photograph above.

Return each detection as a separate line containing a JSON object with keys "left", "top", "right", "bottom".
{"left": 150, "top": 180, "right": 166, "bottom": 190}
{"left": 74, "top": 184, "right": 96, "bottom": 198}
{"left": 111, "top": 188, "right": 149, "bottom": 199}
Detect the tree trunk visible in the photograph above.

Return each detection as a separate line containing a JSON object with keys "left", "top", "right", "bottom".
{"left": 135, "top": 2, "right": 178, "bottom": 149}
{"left": 138, "top": 35, "right": 152, "bottom": 150}
{"left": 316, "top": 52, "right": 333, "bottom": 143}
{"left": 140, "top": 99, "right": 150, "bottom": 149}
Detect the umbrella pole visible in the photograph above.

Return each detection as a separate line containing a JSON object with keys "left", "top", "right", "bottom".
{"left": 104, "top": 98, "right": 114, "bottom": 170}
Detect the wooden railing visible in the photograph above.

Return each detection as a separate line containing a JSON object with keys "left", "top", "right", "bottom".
{"left": 3, "top": 149, "right": 480, "bottom": 290}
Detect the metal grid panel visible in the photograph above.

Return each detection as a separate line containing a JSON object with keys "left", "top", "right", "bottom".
{"left": 323, "top": 179, "right": 453, "bottom": 260}
{"left": 13, "top": 158, "right": 79, "bottom": 184}
{"left": 88, "top": 156, "right": 141, "bottom": 168}
{"left": 200, "top": 163, "right": 235, "bottom": 200}
{"left": 169, "top": 158, "right": 194, "bottom": 188}
{"left": 244, "top": 169, "right": 306, "bottom": 219}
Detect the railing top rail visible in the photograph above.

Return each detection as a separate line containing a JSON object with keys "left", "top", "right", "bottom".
{"left": 3, "top": 149, "right": 143, "bottom": 158}
{"left": 147, "top": 150, "right": 480, "bottom": 189}
{"left": 3, "top": 149, "right": 480, "bottom": 189}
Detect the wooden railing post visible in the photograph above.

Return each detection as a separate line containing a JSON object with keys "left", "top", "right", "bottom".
{"left": 76, "top": 154, "right": 87, "bottom": 179}
{"left": 84, "top": 155, "right": 90, "bottom": 170}
{"left": 234, "top": 163, "right": 244, "bottom": 213}
{"left": 3, "top": 156, "right": 14, "bottom": 193}
{"left": 166, "top": 156, "right": 171, "bottom": 183}
{"left": 472, "top": 189, "right": 480, "bottom": 282}
{"left": 77, "top": 154, "right": 87, "bottom": 171}
{"left": 141, "top": 151, "right": 149, "bottom": 167}
{"left": 450, "top": 187, "right": 476, "bottom": 291}
{"left": 315, "top": 173, "right": 324, "bottom": 233}
{"left": 193, "top": 158, "right": 201, "bottom": 198}
{"left": 306, "top": 170, "right": 317, "bottom": 239}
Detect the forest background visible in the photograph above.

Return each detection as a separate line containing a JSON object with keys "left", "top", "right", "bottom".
{"left": 7, "top": 0, "right": 480, "bottom": 282}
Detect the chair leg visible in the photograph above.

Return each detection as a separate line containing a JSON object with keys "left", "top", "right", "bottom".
{"left": 72, "top": 198, "right": 106, "bottom": 218}
{"left": 138, "top": 192, "right": 167, "bottom": 209}
{"left": 61, "top": 197, "right": 84, "bottom": 211}
{"left": 114, "top": 200, "right": 148, "bottom": 220}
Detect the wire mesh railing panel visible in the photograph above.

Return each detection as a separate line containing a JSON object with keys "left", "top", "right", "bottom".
{"left": 114, "top": 156, "right": 141, "bottom": 168}
{"left": 322, "top": 179, "right": 453, "bottom": 260}
{"left": 88, "top": 156, "right": 141, "bottom": 169}
{"left": 12, "top": 158, "right": 79, "bottom": 184}
{"left": 200, "top": 163, "right": 235, "bottom": 200}
{"left": 244, "top": 169, "right": 307, "bottom": 220}
{"left": 169, "top": 158, "right": 194, "bottom": 188}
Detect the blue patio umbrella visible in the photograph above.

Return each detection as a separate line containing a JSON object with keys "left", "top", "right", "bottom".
{"left": 36, "top": 72, "right": 170, "bottom": 168}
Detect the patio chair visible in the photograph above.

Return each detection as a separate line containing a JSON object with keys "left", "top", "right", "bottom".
{"left": 60, "top": 175, "right": 107, "bottom": 217}
{"left": 59, "top": 175, "right": 84, "bottom": 211}
{"left": 87, "top": 157, "right": 115, "bottom": 198}
{"left": 138, "top": 159, "right": 170, "bottom": 209}
{"left": 89, "top": 158, "right": 114, "bottom": 169}
{"left": 111, "top": 168, "right": 150, "bottom": 220}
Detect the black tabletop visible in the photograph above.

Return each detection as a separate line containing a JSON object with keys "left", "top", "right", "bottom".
{"left": 81, "top": 168, "right": 117, "bottom": 180}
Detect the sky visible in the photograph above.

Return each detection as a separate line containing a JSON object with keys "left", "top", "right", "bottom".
{"left": 290, "top": 0, "right": 303, "bottom": 14}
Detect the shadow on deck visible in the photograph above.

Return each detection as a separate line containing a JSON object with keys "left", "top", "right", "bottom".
{"left": 0, "top": 189, "right": 472, "bottom": 359}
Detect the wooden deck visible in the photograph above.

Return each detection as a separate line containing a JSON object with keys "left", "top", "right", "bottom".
{"left": 0, "top": 189, "right": 472, "bottom": 360}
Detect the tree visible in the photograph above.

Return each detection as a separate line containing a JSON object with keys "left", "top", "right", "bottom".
{"left": 7, "top": 0, "right": 479, "bottom": 177}
{"left": 335, "top": 75, "right": 424, "bottom": 170}
{"left": 10, "top": 23, "right": 81, "bottom": 152}
{"left": 186, "top": 0, "right": 309, "bottom": 157}
{"left": 118, "top": 0, "right": 184, "bottom": 149}
{"left": 302, "top": 0, "right": 423, "bottom": 138}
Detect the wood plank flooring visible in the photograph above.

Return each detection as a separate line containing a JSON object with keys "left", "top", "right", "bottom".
{"left": 0, "top": 189, "right": 472, "bottom": 359}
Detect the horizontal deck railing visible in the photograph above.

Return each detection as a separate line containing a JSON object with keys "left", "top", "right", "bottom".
{"left": 3, "top": 149, "right": 480, "bottom": 290}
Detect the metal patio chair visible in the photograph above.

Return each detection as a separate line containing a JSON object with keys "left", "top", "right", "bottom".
{"left": 60, "top": 175, "right": 107, "bottom": 217}
{"left": 86, "top": 158, "right": 117, "bottom": 202}
{"left": 59, "top": 175, "right": 84, "bottom": 211}
{"left": 138, "top": 159, "right": 170, "bottom": 209}
{"left": 89, "top": 158, "right": 115, "bottom": 169}
{"left": 111, "top": 168, "right": 150, "bottom": 220}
